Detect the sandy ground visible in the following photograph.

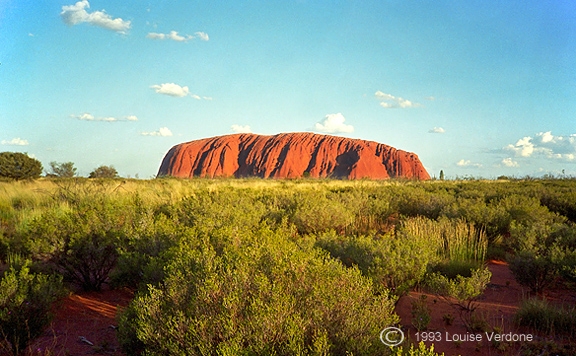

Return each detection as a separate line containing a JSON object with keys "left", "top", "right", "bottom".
{"left": 26, "top": 289, "right": 133, "bottom": 356}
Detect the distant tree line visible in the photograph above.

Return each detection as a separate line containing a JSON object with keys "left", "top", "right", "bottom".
{"left": 0, "top": 152, "right": 119, "bottom": 180}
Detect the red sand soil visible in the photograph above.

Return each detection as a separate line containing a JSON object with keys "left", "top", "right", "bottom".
{"left": 396, "top": 261, "right": 576, "bottom": 356}
{"left": 26, "top": 288, "right": 133, "bottom": 356}
{"left": 22, "top": 261, "right": 575, "bottom": 356}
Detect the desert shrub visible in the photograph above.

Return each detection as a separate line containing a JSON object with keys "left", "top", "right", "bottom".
{"left": 316, "top": 230, "right": 435, "bottom": 295}
{"left": 391, "top": 186, "right": 455, "bottom": 219}
{"left": 347, "top": 189, "right": 395, "bottom": 235}
{"left": 515, "top": 298, "right": 576, "bottom": 337}
{"left": 0, "top": 152, "right": 42, "bottom": 181}
{"left": 118, "top": 227, "right": 398, "bottom": 355}
{"left": 89, "top": 165, "right": 119, "bottom": 178}
{"left": 551, "top": 247, "right": 576, "bottom": 285}
{"left": 391, "top": 341, "right": 445, "bottom": 356}
{"left": 411, "top": 295, "right": 431, "bottom": 331}
{"left": 291, "top": 190, "right": 355, "bottom": 234}
{"left": 174, "top": 188, "right": 266, "bottom": 233}
{"left": 22, "top": 196, "right": 132, "bottom": 291}
{"left": 509, "top": 251, "right": 557, "bottom": 295}
{"left": 111, "top": 211, "right": 188, "bottom": 289}
{"left": 425, "top": 267, "right": 492, "bottom": 330}
{"left": 0, "top": 258, "right": 64, "bottom": 355}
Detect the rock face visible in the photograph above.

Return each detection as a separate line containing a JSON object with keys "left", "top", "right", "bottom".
{"left": 157, "top": 132, "right": 430, "bottom": 180}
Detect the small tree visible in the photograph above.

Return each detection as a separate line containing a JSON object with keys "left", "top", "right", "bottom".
{"left": 439, "top": 170, "right": 445, "bottom": 181}
{"left": 0, "top": 152, "right": 42, "bottom": 180}
{"left": 89, "top": 165, "right": 118, "bottom": 178}
{"left": 48, "top": 161, "right": 77, "bottom": 178}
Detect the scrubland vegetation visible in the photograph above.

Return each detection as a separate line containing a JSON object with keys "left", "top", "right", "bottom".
{"left": 1, "top": 177, "right": 576, "bottom": 355}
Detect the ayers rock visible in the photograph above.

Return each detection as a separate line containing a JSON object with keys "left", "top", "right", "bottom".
{"left": 157, "top": 132, "right": 430, "bottom": 180}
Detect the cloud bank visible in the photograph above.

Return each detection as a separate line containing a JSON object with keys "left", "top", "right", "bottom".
{"left": 140, "top": 127, "right": 173, "bottom": 137}
{"left": 504, "top": 131, "right": 576, "bottom": 161}
{"left": 314, "top": 113, "right": 354, "bottom": 134}
{"left": 71, "top": 113, "right": 138, "bottom": 122}
{"left": 1, "top": 138, "right": 29, "bottom": 146}
{"left": 61, "top": 0, "right": 131, "bottom": 33}
{"left": 375, "top": 91, "right": 420, "bottom": 108}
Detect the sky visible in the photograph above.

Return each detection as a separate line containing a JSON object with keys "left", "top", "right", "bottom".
{"left": 1, "top": 0, "right": 575, "bottom": 179}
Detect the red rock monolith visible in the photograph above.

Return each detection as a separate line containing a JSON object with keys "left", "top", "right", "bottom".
{"left": 157, "top": 132, "right": 430, "bottom": 180}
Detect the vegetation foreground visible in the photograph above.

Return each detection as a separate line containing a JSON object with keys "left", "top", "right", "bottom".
{"left": 1, "top": 177, "right": 576, "bottom": 355}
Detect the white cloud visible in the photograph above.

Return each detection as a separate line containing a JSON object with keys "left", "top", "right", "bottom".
{"left": 501, "top": 158, "right": 519, "bottom": 167}
{"left": 314, "top": 113, "right": 354, "bottom": 134}
{"left": 1, "top": 138, "right": 29, "bottom": 146}
{"left": 231, "top": 124, "right": 252, "bottom": 133}
{"left": 456, "top": 159, "right": 482, "bottom": 168}
{"left": 150, "top": 83, "right": 190, "bottom": 97}
{"left": 504, "top": 131, "right": 576, "bottom": 161}
{"left": 61, "top": 0, "right": 131, "bottom": 34}
{"left": 146, "top": 30, "right": 209, "bottom": 42}
{"left": 375, "top": 91, "right": 420, "bottom": 109}
{"left": 71, "top": 113, "right": 137, "bottom": 122}
{"left": 140, "top": 127, "right": 173, "bottom": 137}
{"left": 150, "top": 83, "right": 210, "bottom": 100}
{"left": 195, "top": 31, "right": 209, "bottom": 41}
{"left": 146, "top": 32, "right": 165, "bottom": 40}
{"left": 428, "top": 127, "right": 445, "bottom": 134}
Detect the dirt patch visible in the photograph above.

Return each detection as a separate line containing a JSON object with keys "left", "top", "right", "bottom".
{"left": 395, "top": 261, "right": 551, "bottom": 355}
{"left": 26, "top": 288, "right": 133, "bottom": 356}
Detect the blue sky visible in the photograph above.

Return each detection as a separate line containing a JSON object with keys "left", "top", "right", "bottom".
{"left": 1, "top": 0, "right": 575, "bottom": 178}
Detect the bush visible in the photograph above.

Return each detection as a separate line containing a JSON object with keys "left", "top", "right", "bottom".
{"left": 0, "top": 258, "right": 64, "bottom": 355}
{"left": 89, "top": 165, "right": 119, "bottom": 178}
{"left": 118, "top": 227, "right": 399, "bottom": 355}
{"left": 515, "top": 298, "right": 576, "bottom": 337}
{"left": 0, "top": 152, "right": 42, "bottom": 180}
{"left": 392, "top": 341, "right": 445, "bottom": 356}
{"left": 22, "top": 196, "right": 128, "bottom": 291}
{"left": 316, "top": 230, "right": 435, "bottom": 296}
{"left": 425, "top": 267, "right": 492, "bottom": 330}
{"left": 508, "top": 251, "right": 557, "bottom": 295}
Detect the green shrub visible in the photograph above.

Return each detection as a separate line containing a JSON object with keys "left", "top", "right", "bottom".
{"left": 118, "top": 227, "right": 398, "bottom": 355}
{"left": 515, "top": 298, "right": 576, "bottom": 337}
{"left": 425, "top": 267, "right": 492, "bottom": 330}
{"left": 291, "top": 190, "right": 355, "bottom": 234}
{"left": 22, "top": 196, "right": 129, "bottom": 291}
{"left": 316, "top": 230, "right": 435, "bottom": 295}
{"left": 392, "top": 341, "right": 445, "bottom": 356}
{"left": 508, "top": 251, "right": 557, "bottom": 295}
{"left": 0, "top": 259, "right": 64, "bottom": 355}
{"left": 411, "top": 295, "right": 431, "bottom": 331}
